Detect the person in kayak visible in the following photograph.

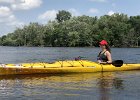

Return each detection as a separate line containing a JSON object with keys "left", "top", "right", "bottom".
{"left": 97, "top": 40, "right": 112, "bottom": 64}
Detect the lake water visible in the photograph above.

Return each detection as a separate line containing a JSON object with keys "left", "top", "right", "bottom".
{"left": 0, "top": 46, "right": 140, "bottom": 100}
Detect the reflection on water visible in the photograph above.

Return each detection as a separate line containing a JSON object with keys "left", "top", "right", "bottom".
{"left": 0, "top": 71, "right": 140, "bottom": 100}
{"left": 0, "top": 47, "right": 140, "bottom": 99}
{"left": 98, "top": 73, "right": 124, "bottom": 100}
{"left": 0, "top": 72, "right": 128, "bottom": 100}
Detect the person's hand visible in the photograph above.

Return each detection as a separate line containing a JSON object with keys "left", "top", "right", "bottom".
{"left": 98, "top": 60, "right": 102, "bottom": 63}
{"left": 106, "top": 61, "right": 112, "bottom": 64}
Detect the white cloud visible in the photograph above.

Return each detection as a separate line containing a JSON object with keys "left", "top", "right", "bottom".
{"left": 38, "top": 10, "right": 58, "bottom": 22}
{"left": 88, "top": 8, "right": 99, "bottom": 14}
{"left": 38, "top": 9, "right": 80, "bottom": 23}
{"left": 11, "top": 0, "right": 42, "bottom": 10}
{"left": 0, "top": 6, "right": 23, "bottom": 27}
{"left": 0, "top": 11, "right": 24, "bottom": 35}
{"left": 0, "top": 0, "right": 41, "bottom": 35}
{"left": 6, "top": 15, "right": 24, "bottom": 26}
{"left": 0, "top": 6, "right": 12, "bottom": 17}
{"left": 68, "top": 8, "right": 80, "bottom": 16}
{"left": 0, "top": 0, "right": 42, "bottom": 10}
{"left": 89, "top": 0, "right": 107, "bottom": 2}
{"left": 107, "top": 10, "right": 115, "bottom": 16}
{"left": 0, "top": 0, "right": 16, "bottom": 3}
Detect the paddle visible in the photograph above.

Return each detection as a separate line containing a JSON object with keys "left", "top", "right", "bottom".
{"left": 99, "top": 60, "right": 123, "bottom": 67}
{"left": 112, "top": 60, "right": 123, "bottom": 67}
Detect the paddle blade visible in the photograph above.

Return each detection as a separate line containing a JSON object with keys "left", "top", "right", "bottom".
{"left": 112, "top": 60, "right": 123, "bottom": 67}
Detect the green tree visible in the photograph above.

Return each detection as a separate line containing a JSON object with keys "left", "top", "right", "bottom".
{"left": 67, "top": 31, "right": 80, "bottom": 46}
{"left": 21, "top": 22, "right": 45, "bottom": 46}
{"left": 56, "top": 10, "right": 72, "bottom": 23}
{"left": 0, "top": 11, "right": 139, "bottom": 47}
{"left": 129, "top": 16, "right": 140, "bottom": 46}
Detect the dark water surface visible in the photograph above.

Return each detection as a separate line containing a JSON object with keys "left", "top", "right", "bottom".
{"left": 0, "top": 46, "right": 140, "bottom": 100}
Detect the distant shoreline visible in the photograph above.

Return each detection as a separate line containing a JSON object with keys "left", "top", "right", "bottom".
{"left": 0, "top": 45, "right": 140, "bottom": 48}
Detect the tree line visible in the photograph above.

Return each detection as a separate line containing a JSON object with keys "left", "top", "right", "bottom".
{"left": 0, "top": 10, "right": 140, "bottom": 47}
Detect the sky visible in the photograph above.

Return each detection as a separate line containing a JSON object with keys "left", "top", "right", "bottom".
{"left": 0, "top": 0, "right": 140, "bottom": 36}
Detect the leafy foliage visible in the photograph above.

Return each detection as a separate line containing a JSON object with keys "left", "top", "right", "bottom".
{"left": 0, "top": 10, "right": 140, "bottom": 47}
{"left": 56, "top": 10, "right": 72, "bottom": 23}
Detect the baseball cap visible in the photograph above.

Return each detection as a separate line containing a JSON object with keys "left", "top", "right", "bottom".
{"left": 99, "top": 40, "right": 108, "bottom": 45}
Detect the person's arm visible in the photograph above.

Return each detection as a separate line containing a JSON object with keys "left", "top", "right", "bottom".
{"left": 97, "top": 51, "right": 102, "bottom": 63}
{"left": 106, "top": 51, "right": 112, "bottom": 63}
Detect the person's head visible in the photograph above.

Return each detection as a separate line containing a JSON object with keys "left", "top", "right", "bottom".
{"left": 99, "top": 40, "right": 111, "bottom": 52}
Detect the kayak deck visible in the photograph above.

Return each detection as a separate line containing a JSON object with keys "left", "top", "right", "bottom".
{"left": 0, "top": 60, "right": 140, "bottom": 75}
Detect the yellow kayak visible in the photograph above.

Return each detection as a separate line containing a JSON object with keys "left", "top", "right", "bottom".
{"left": 0, "top": 60, "right": 140, "bottom": 75}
